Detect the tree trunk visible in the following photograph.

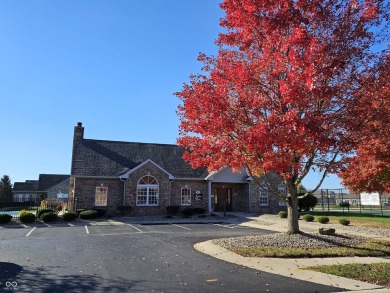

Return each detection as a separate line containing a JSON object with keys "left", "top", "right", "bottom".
{"left": 286, "top": 196, "right": 300, "bottom": 234}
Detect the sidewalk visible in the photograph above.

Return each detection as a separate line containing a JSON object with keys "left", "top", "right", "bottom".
{"left": 195, "top": 213, "right": 390, "bottom": 292}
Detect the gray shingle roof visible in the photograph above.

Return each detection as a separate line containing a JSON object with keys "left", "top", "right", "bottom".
{"left": 13, "top": 181, "right": 38, "bottom": 192}
{"left": 71, "top": 139, "right": 208, "bottom": 178}
{"left": 38, "top": 174, "right": 69, "bottom": 191}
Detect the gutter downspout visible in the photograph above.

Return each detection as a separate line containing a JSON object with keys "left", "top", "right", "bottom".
{"left": 119, "top": 177, "right": 126, "bottom": 206}
{"left": 247, "top": 180, "right": 251, "bottom": 212}
{"left": 208, "top": 180, "right": 212, "bottom": 213}
{"left": 73, "top": 177, "right": 77, "bottom": 212}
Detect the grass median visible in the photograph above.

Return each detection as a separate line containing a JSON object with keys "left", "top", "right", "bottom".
{"left": 305, "top": 263, "right": 390, "bottom": 288}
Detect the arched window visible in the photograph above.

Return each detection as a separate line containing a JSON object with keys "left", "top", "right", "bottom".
{"left": 136, "top": 175, "right": 159, "bottom": 206}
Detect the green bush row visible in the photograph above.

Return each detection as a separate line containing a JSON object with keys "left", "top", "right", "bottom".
{"left": 181, "top": 207, "right": 206, "bottom": 217}
{"left": 0, "top": 214, "right": 12, "bottom": 224}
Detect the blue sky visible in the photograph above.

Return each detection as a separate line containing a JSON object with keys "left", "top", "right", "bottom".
{"left": 0, "top": 0, "right": 345, "bottom": 190}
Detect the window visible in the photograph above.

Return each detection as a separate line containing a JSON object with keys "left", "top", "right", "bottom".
{"left": 136, "top": 175, "right": 159, "bottom": 206}
{"left": 278, "top": 185, "right": 287, "bottom": 206}
{"left": 95, "top": 186, "right": 108, "bottom": 206}
{"left": 259, "top": 186, "right": 268, "bottom": 206}
{"left": 181, "top": 187, "right": 191, "bottom": 205}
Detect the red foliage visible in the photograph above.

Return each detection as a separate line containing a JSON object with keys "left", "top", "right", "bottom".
{"left": 176, "top": 0, "right": 389, "bottom": 194}
{"left": 340, "top": 54, "right": 390, "bottom": 193}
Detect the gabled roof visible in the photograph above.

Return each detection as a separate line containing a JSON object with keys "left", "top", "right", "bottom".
{"left": 120, "top": 159, "right": 175, "bottom": 180}
{"left": 38, "top": 174, "right": 69, "bottom": 191}
{"left": 13, "top": 180, "right": 38, "bottom": 192}
{"left": 71, "top": 138, "right": 208, "bottom": 179}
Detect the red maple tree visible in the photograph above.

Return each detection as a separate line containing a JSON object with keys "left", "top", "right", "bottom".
{"left": 176, "top": 0, "right": 389, "bottom": 233}
{"left": 340, "top": 54, "right": 390, "bottom": 194}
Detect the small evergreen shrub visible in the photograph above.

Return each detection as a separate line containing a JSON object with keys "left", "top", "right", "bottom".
{"left": 339, "top": 202, "right": 350, "bottom": 208}
{"left": 0, "top": 214, "right": 12, "bottom": 224}
{"left": 193, "top": 208, "right": 206, "bottom": 214}
{"left": 79, "top": 210, "right": 99, "bottom": 219}
{"left": 94, "top": 209, "right": 106, "bottom": 218}
{"left": 278, "top": 211, "right": 288, "bottom": 218}
{"left": 37, "top": 209, "right": 54, "bottom": 219}
{"left": 166, "top": 205, "right": 180, "bottom": 216}
{"left": 302, "top": 214, "right": 314, "bottom": 222}
{"left": 339, "top": 218, "right": 351, "bottom": 226}
{"left": 40, "top": 212, "right": 58, "bottom": 222}
{"left": 317, "top": 216, "right": 330, "bottom": 224}
{"left": 181, "top": 208, "right": 195, "bottom": 217}
{"left": 62, "top": 212, "right": 78, "bottom": 222}
{"left": 19, "top": 212, "right": 35, "bottom": 224}
{"left": 76, "top": 209, "right": 86, "bottom": 215}
{"left": 117, "top": 205, "right": 132, "bottom": 215}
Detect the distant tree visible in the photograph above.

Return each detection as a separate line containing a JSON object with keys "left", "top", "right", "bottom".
{"left": 176, "top": 0, "right": 389, "bottom": 234}
{"left": 0, "top": 175, "right": 13, "bottom": 202}
{"left": 298, "top": 194, "right": 318, "bottom": 212}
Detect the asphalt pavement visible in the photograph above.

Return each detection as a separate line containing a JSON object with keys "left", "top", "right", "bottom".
{"left": 0, "top": 218, "right": 356, "bottom": 293}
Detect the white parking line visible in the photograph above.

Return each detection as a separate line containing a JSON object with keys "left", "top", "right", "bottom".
{"left": 85, "top": 225, "right": 90, "bottom": 234}
{"left": 172, "top": 224, "right": 191, "bottom": 230}
{"left": 127, "top": 224, "right": 143, "bottom": 233}
{"left": 26, "top": 227, "right": 36, "bottom": 237}
{"left": 213, "top": 223, "right": 235, "bottom": 229}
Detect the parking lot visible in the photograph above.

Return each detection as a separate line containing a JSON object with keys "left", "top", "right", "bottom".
{"left": 0, "top": 221, "right": 342, "bottom": 293}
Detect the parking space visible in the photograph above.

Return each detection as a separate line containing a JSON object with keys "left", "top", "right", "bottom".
{"left": 0, "top": 221, "right": 263, "bottom": 240}
{"left": 83, "top": 222, "right": 263, "bottom": 237}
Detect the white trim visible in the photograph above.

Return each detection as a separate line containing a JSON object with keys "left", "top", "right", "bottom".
{"left": 120, "top": 159, "right": 174, "bottom": 180}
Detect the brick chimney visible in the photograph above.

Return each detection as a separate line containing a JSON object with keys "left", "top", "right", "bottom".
{"left": 73, "top": 122, "right": 84, "bottom": 142}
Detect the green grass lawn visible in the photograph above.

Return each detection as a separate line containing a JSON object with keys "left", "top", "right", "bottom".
{"left": 229, "top": 239, "right": 390, "bottom": 258}
{"left": 307, "top": 211, "right": 390, "bottom": 229}
{"left": 305, "top": 263, "right": 390, "bottom": 288}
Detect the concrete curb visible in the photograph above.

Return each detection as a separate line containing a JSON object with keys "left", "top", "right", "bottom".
{"left": 194, "top": 240, "right": 390, "bottom": 291}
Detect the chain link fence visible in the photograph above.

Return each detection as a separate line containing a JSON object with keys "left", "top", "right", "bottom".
{"left": 316, "top": 189, "right": 390, "bottom": 216}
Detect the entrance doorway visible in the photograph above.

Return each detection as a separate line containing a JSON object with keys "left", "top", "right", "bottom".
{"left": 214, "top": 188, "right": 232, "bottom": 212}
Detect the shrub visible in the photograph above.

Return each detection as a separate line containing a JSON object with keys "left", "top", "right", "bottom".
{"left": 76, "top": 209, "right": 86, "bottom": 215}
{"left": 278, "top": 211, "right": 288, "bottom": 218}
{"left": 181, "top": 208, "right": 195, "bottom": 217}
{"left": 317, "top": 216, "right": 330, "bottom": 224}
{"left": 19, "top": 212, "right": 35, "bottom": 224}
{"left": 117, "top": 205, "right": 132, "bottom": 215}
{"left": 0, "top": 214, "right": 12, "bottom": 224}
{"left": 339, "top": 218, "right": 351, "bottom": 226}
{"left": 193, "top": 208, "right": 206, "bottom": 214}
{"left": 94, "top": 209, "right": 106, "bottom": 218}
{"left": 79, "top": 210, "right": 99, "bottom": 220}
{"left": 302, "top": 214, "right": 315, "bottom": 222}
{"left": 62, "top": 212, "right": 78, "bottom": 222}
{"left": 40, "top": 212, "right": 58, "bottom": 222}
{"left": 319, "top": 228, "right": 336, "bottom": 235}
{"left": 298, "top": 194, "right": 318, "bottom": 211}
{"left": 339, "top": 201, "right": 350, "bottom": 211}
{"left": 37, "top": 209, "right": 54, "bottom": 219}
{"left": 166, "top": 205, "right": 180, "bottom": 216}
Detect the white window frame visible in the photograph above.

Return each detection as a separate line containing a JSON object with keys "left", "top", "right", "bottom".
{"left": 95, "top": 186, "right": 108, "bottom": 206}
{"left": 136, "top": 175, "right": 159, "bottom": 206}
{"left": 278, "top": 185, "right": 287, "bottom": 206}
{"left": 259, "top": 185, "right": 269, "bottom": 206}
{"left": 181, "top": 187, "right": 191, "bottom": 206}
